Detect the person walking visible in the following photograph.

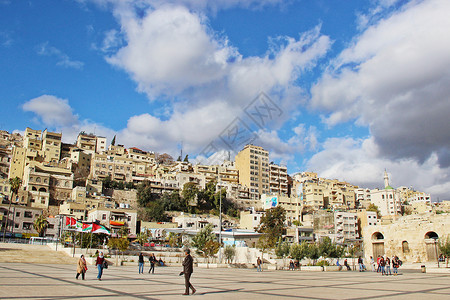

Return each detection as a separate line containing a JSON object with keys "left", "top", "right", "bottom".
{"left": 380, "top": 256, "right": 386, "bottom": 275}
{"left": 385, "top": 256, "right": 392, "bottom": 275}
{"left": 138, "top": 253, "right": 145, "bottom": 274}
{"left": 392, "top": 256, "right": 399, "bottom": 275}
{"left": 96, "top": 251, "right": 105, "bottom": 281}
{"left": 148, "top": 253, "right": 156, "bottom": 274}
{"left": 376, "top": 256, "right": 381, "bottom": 273}
{"left": 358, "top": 256, "right": 366, "bottom": 272}
{"left": 76, "top": 254, "right": 87, "bottom": 280}
{"left": 180, "top": 249, "right": 196, "bottom": 296}
{"left": 257, "top": 257, "right": 262, "bottom": 272}
{"left": 370, "top": 256, "right": 376, "bottom": 272}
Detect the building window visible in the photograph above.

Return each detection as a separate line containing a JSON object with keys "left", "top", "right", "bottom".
{"left": 24, "top": 211, "right": 33, "bottom": 218}
{"left": 402, "top": 241, "right": 410, "bottom": 253}
{"left": 102, "top": 214, "right": 107, "bottom": 220}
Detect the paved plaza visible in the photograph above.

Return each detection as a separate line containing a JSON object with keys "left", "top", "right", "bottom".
{"left": 0, "top": 263, "right": 449, "bottom": 300}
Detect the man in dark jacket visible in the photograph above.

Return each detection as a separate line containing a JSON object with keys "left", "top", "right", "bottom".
{"left": 180, "top": 249, "right": 196, "bottom": 295}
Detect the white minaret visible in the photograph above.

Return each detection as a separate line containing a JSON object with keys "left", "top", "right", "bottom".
{"left": 384, "top": 169, "right": 389, "bottom": 188}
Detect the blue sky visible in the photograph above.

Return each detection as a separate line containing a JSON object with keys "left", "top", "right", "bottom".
{"left": 1, "top": 0, "right": 449, "bottom": 200}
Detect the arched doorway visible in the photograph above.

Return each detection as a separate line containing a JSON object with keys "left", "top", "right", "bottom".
{"left": 372, "top": 232, "right": 385, "bottom": 258}
{"left": 424, "top": 231, "right": 439, "bottom": 261}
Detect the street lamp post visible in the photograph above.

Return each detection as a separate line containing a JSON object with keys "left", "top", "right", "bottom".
{"left": 218, "top": 182, "right": 222, "bottom": 264}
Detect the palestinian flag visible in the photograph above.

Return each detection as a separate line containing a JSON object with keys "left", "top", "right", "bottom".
{"left": 92, "top": 223, "right": 111, "bottom": 235}
{"left": 65, "top": 217, "right": 76, "bottom": 226}
{"left": 82, "top": 223, "right": 93, "bottom": 232}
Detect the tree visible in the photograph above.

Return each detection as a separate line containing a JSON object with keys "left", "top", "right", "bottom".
{"left": 136, "top": 180, "right": 160, "bottom": 207}
{"left": 168, "top": 232, "right": 182, "bottom": 248}
{"left": 438, "top": 236, "right": 450, "bottom": 268}
{"left": 256, "top": 234, "right": 271, "bottom": 262}
{"left": 275, "top": 238, "right": 290, "bottom": 259}
{"left": 182, "top": 182, "right": 199, "bottom": 211}
{"left": 367, "top": 204, "right": 381, "bottom": 218}
{"left": 3, "top": 177, "right": 22, "bottom": 240}
{"left": 161, "top": 191, "right": 185, "bottom": 211}
{"left": 183, "top": 155, "right": 189, "bottom": 162}
{"left": 307, "top": 243, "right": 320, "bottom": 265}
{"left": 156, "top": 153, "right": 174, "bottom": 165}
{"left": 111, "top": 135, "right": 116, "bottom": 146}
{"left": 290, "top": 241, "right": 309, "bottom": 262}
{"left": 33, "top": 214, "right": 48, "bottom": 237}
{"left": 203, "top": 240, "right": 220, "bottom": 263}
{"left": 257, "top": 206, "right": 286, "bottom": 248}
{"left": 191, "top": 224, "right": 216, "bottom": 256}
{"left": 118, "top": 225, "right": 129, "bottom": 238}
{"left": 141, "top": 202, "right": 168, "bottom": 222}
{"left": 224, "top": 245, "right": 236, "bottom": 264}
{"left": 318, "top": 237, "right": 340, "bottom": 260}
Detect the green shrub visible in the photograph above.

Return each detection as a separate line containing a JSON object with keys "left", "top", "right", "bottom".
{"left": 316, "top": 260, "right": 330, "bottom": 266}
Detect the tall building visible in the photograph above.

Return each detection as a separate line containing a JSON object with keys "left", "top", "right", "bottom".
{"left": 42, "top": 129, "right": 62, "bottom": 163}
{"left": 235, "top": 145, "right": 270, "bottom": 200}
{"left": 268, "top": 163, "right": 288, "bottom": 196}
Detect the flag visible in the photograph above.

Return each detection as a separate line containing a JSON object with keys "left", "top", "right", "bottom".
{"left": 65, "top": 217, "right": 76, "bottom": 226}
{"left": 92, "top": 223, "right": 111, "bottom": 235}
{"left": 75, "top": 221, "right": 83, "bottom": 232}
{"left": 82, "top": 223, "right": 93, "bottom": 232}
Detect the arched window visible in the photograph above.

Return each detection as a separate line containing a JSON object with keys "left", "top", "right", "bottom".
{"left": 424, "top": 231, "right": 439, "bottom": 239}
{"left": 32, "top": 186, "right": 37, "bottom": 191}
{"left": 402, "top": 241, "right": 410, "bottom": 253}
{"left": 372, "top": 232, "right": 384, "bottom": 240}
{"left": 39, "top": 187, "right": 47, "bottom": 193}
{"left": 36, "top": 177, "right": 41, "bottom": 183}
{"left": 65, "top": 181, "right": 69, "bottom": 187}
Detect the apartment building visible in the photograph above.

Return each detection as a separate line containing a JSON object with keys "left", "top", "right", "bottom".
{"left": 235, "top": 145, "right": 270, "bottom": 200}
{"left": 42, "top": 129, "right": 61, "bottom": 163}
{"left": 76, "top": 132, "right": 97, "bottom": 154}
{"left": 90, "top": 153, "right": 134, "bottom": 182}
{"left": 268, "top": 163, "right": 288, "bottom": 196}
{"left": 0, "top": 205, "right": 58, "bottom": 238}
{"left": 193, "top": 161, "right": 239, "bottom": 185}
{"left": 0, "top": 146, "right": 11, "bottom": 178}
{"left": 334, "top": 211, "right": 359, "bottom": 244}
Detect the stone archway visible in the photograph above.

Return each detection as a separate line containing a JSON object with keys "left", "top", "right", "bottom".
{"left": 424, "top": 231, "right": 439, "bottom": 261}
{"left": 372, "top": 232, "right": 385, "bottom": 258}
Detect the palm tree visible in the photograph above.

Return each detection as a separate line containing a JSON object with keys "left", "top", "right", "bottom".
{"left": 2, "top": 177, "right": 22, "bottom": 241}
{"left": 33, "top": 215, "right": 49, "bottom": 237}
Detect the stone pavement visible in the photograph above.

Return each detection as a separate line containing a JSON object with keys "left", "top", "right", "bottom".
{"left": 0, "top": 263, "right": 449, "bottom": 300}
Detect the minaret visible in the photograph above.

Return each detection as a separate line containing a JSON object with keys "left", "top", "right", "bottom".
{"left": 384, "top": 169, "right": 389, "bottom": 188}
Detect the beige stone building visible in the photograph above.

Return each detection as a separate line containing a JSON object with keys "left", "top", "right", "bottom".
{"left": 363, "top": 213, "right": 450, "bottom": 263}
{"left": 42, "top": 129, "right": 61, "bottom": 163}
{"left": 235, "top": 145, "right": 270, "bottom": 200}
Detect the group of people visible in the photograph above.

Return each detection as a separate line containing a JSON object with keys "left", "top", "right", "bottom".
{"left": 138, "top": 253, "right": 159, "bottom": 274}
{"left": 371, "top": 255, "right": 401, "bottom": 275}
{"left": 76, "top": 251, "right": 107, "bottom": 281}
{"left": 75, "top": 249, "right": 196, "bottom": 296}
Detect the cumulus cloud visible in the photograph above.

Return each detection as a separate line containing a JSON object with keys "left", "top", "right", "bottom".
{"left": 310, "top": 0, "right": 450, "bottom": 167}
{"left": 306, "top": 136, "right": 450, "bottom": 201}
{"left": 22, "top": 95, "right": 115, "bottom": 144}
{"left": 99, "top": 2, "right": 331, "bottom": 158}
{"left": 23, "top": 95, "right": 79, "bottom": 127}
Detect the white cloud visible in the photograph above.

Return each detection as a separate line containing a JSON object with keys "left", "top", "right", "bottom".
{"left": 100, "top": 3, "right": 331, "bottom": 158}
{"left": 37, "top": 42, "right": 84, "bottom": 69}
{"left": 310, "top": 0, "right": 450, "bottom": 167}
{"left": 23, "top": 95, "right": 79, "bottom": 127}
{"left": 306, "top": 136, "right": 450, "bottom": 201}
{"left": 22, "top": 95, "right": 115, "bottom": 144}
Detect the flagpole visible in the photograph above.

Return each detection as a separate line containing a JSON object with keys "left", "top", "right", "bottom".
{"left": 88, "top": 228, "right": 93, "bottom": 255}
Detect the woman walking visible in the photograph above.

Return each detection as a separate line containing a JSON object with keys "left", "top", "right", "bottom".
{"left": 96, "top": 252, "right": 105, "bottom": 280}
{"left": 76, "top": 254, "right": 87, "bottom": 280}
